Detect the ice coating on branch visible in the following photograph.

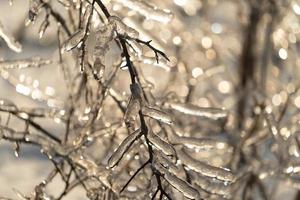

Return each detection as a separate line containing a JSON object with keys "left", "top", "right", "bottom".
{"left": 164, "top": 171, "right": 201, "bottom": 200}
{"left": 108, "top": 129, "right": 141, "bottom": 168}
{"left": 264, "top": 109, "right": 284, "bottom": 141}
{"left": 94, "top": 23, "right": 115, "bottom": 58}
{"left": 169, "top": 129, "right": 232, "bottom": 150}
{"left": 193, "top": 173, "right": 232, "bottom": 198}
{"left": 32, "top": 183, "right": 53, "bottom": 200}
{"left": 57, "top": 0, "right": 71, "bottom": 8}
{"left": 124, "top": 97, "right": 141, "bottom": 129}
{"left": 27, "top": 107, "right": 66, "bottom": 119}
{"left": 177, "top": 149, "right": 236, "bottom": 182}
{"left": 0, "top": 127, "right": 26, "bottom": 140}
{"left": 115, "top": 0, "right": 173, "bottom": 24}
{"left": 142, "top": 106, "right": 173, "bottom": 125}
{"left": 0, "top": 57, "right": 51, "bottom": 69}
{"left": 153, "top": 162, "right": 200, "bottom": 199}
{"left": 130, "top": 83, "right": 142, "bottom": 98}
{"left": 0, "top": 21, "right": 22, "bottom": 53}
{"left": 263, "top": 109, "right": 288, "bottom": 158}
{"left": 92, "top": 123, "right": 121, "bottom": 138}
{"left": 108, "top": 16, "right": 139, "bottom": 38}
{"left": 148, "top": 131, "right": 175, "bottom": 156}
{"left": 39, "top": 19, "right": 49, "bottom": 39}
{"left": 167, "top": 126, "right": 232, "bottom": 151}
{"left": 109, "top": 88, "right": 126, "bottom": 102}
{"left": 64, "top": 29, "right": 85, "bottom": 51}
{"left": 13, "top": 142, "right": 20, "bottom": 157}
{"left": 0, "top": 99, "right": 17, "bottom": 112}
{"left": 289, "top": 136, "right": 300, "bottom": 157}
{"left": 167, "top": 102, "right": 228, "bottom": 121}
{"left": 0, "top": 127, "right": 69, "bottom": 158}
{"left": 155, "top": 151, "right": 179, "bottom": 174}
{"left": 92, "top": 21, "right": 115, "bottom": 74}
{"left": 93, "top": 57, "right": 105, "bottom": 80}
{"left": 124, "top": 83, "right": 143, "bottom": 128}
{"left": 0, "top": 99, "right": 65, "bottom": 122}
{"left": 139, "top": 55, "right": 171, "bottom": 71}
{"left": 28, "top": 0, "right": 40, "bottom": 21}
{"left": 25, "top": 134, "right": 69, "bottom": 157}
{"left": 72, "top": 154, "right": 112, "bottom": 188}
{"left": 82, "top": 5, "right": 93, "bottom": 29}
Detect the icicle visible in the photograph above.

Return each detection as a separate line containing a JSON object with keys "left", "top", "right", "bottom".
{"left": 115, "top": 0, "right": 173, "bottom": 24}
{"left": 148, "top": 131, "right": 175, "bottom": 156}
{"left": 177, "top": 149, "right": 236, "bottom": 182}
{"left": 64, "top": 29, "right": 85, "bottom": 51}
{"left": 93, "top": 43, "right": 109, "bottom": 62}
{"left": 108, "top": 129, "right": 141, "bottom": 168}
{"left": 109, "top": 16, "right": 139, "bottom": 38}
{"left": 94, "top": 23, "right": 115, "bottom": 47}
{"left": 38, "top": 19, "right": 49, "bottom": 39}
{"left": 0, "top": 21, "right": 22, "bottom": 53}
{"left": 164, "top": 171, "right": 201, "bottom": 200}
{"left": 0, "top": 57, "right": 51, "bottom": 69}
{"left": 13, "top": 142, "right": 20, "bottom": 157}
{"left": 92, "top": 23, "right": 115, "bottom": 65}
{"left": 93, "top": 57, "right": 105, "bottom": 80}
{"left": 167, "top": 102, "right": 228, "bottom": 121}
{"left": 142, "top": 106, "right": 173, "bottom": 125}
{"left": 0, "top": 99, "right": 17, "bottom": 112}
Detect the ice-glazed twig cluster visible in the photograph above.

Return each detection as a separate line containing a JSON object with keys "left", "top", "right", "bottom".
{"left": 1, "top": 0, "right": 300, "bottom": 199}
